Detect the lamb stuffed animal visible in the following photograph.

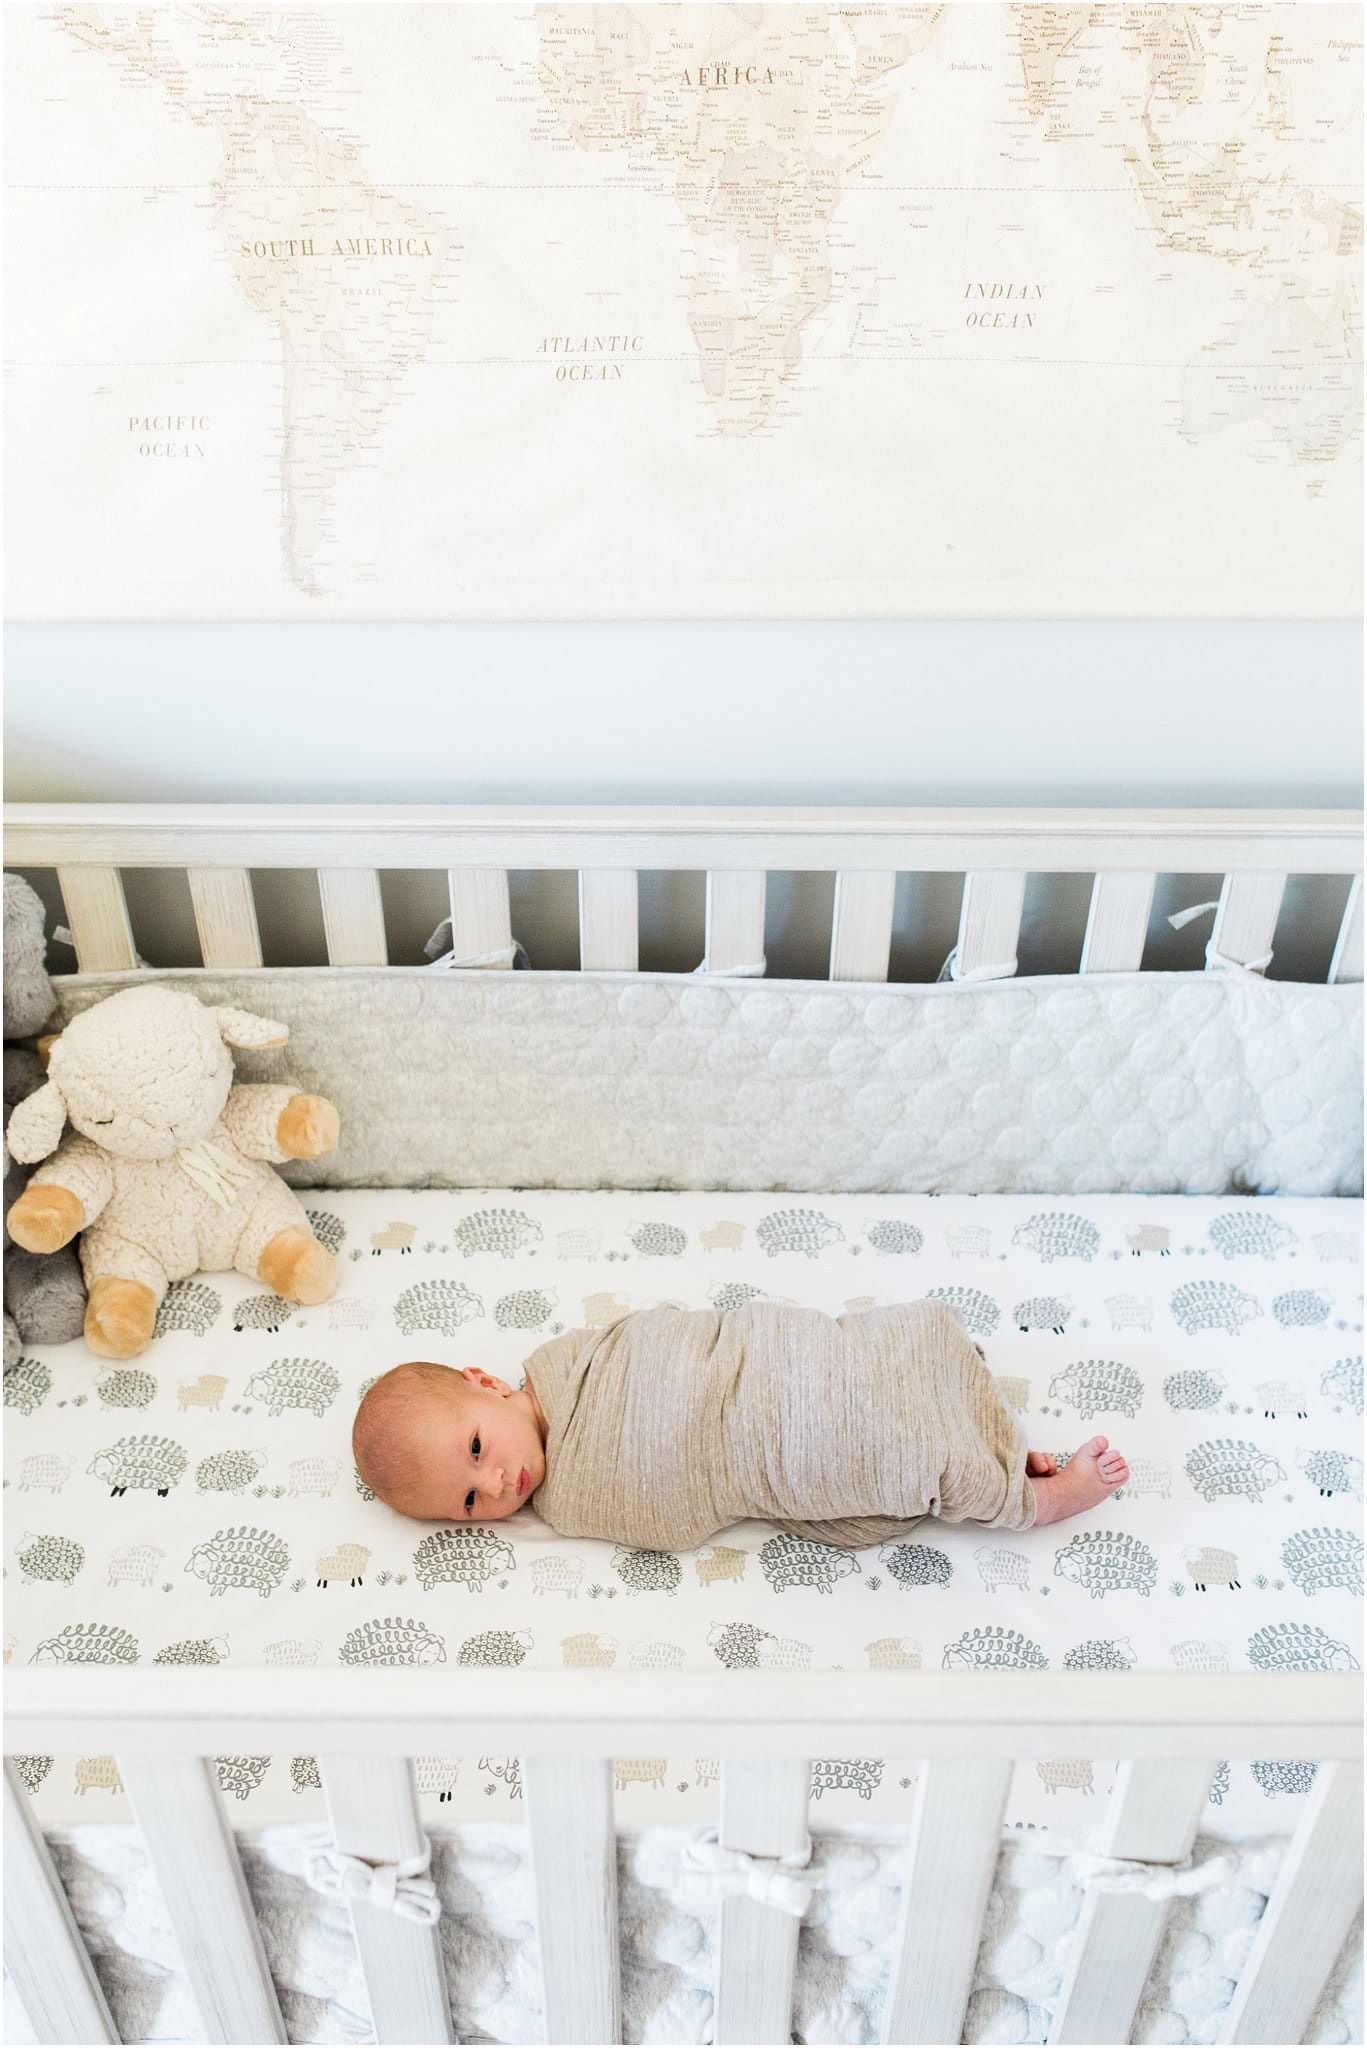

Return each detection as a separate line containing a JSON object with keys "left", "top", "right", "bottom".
{"left": 6, "top": 983, "right": 341, "bottom": 1360}
{"left": 4, "top": 873, "right": 87, "bottom": 1365}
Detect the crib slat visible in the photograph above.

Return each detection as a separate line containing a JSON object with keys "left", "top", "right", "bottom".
{"left": 714, "top": 1758, "right": 809, "bottom": 2045}
{"left": 1048, "top": 1759, "right": 1213, "bottom": 2045}
{"left": 880, "top": 1759, "right": 1011, "bottom": 2045}
{"left": 1208, "top": 872, "right": 1285, "bottom": 971}
{"left": 447, "top": 866, "right": 513, "bottom": 968}
{"left": 318, "top": 869, "right": 388, "bottom": 965}
{"left": 524, "top": 1756, "right": 621, "bottom": 2044}
{"left": 829, "top": 870, "right": 896, "bottom": 981}
{"left": 119, "top": 1753, "right": 285, "bottom": 2044}
{"left": 578, "top": 870, "right": 639, "bottom": 972}
{"left": 1217, "top": 1760, "right": 1364, "bottom": 2045}
{"left": 187, "top": 867, "right": 263, "bottom": 969}
{"left": 319, "top": 1756, "right": 454, "bottom": 2044}
{"left": 704, "top": 870, "right": 767, "bottom": 973}
{"left": 1328, "top": 874, "right": 1363, "bottom": 982}
{"left": 1080, "top": 871, "right": 1155, "bottom": 972}
{"left": 56, "top": 865, "right": 137, "bottom": 971}
{"left": 3, "top": 1758, "right": 119, "bottom": 2044}
{"left": 955, "top": 871, "right": 1026, "bottom": 979}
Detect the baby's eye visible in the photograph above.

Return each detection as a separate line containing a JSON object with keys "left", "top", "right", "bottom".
{"left": 464, "top": 1435, "right": 482, "bottom": 1516}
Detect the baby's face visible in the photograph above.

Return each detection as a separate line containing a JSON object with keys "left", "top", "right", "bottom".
{"left": 393, "top": 1368, "right": 546, "bottom": 1524}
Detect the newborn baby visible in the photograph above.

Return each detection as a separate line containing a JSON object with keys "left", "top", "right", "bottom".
{"left": 352, "top": 1300, "right": 1129, "bottom": 1551}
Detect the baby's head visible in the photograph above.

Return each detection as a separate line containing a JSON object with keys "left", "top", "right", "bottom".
{"left": 352, "top": 1360, "right": 547, "bottom": 1524}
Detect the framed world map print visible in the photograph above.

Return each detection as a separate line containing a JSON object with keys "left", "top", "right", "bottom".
{"left": 5, "top": 4, "right": 1362, "bottom": 618}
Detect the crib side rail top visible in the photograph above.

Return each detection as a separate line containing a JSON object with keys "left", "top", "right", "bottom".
{"left": 5, "top": 801, "right": 1362, "bottom": 981}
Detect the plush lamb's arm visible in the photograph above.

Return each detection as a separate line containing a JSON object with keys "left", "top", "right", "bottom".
{"left": 6, "top": 1135, "right": 114, "bottom": 1252}
{"left": 221, "top": 1085, "right": 339, "bottom": 1162}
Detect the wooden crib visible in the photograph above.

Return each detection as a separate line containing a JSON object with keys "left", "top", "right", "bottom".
{"left": 4, "top": 800, "right": 1364, "bottom": 2048}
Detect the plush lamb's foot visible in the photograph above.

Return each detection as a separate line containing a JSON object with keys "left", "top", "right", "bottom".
{"left": 1029, "top": 1437, "right": 1129, "bottom": 1526}
{"left": 6, "top": 1181, "right": 84, "bottom": 1254}
{"left": 85, "top": 1277, "right": 158, "bottom": 1360}
{"left": 259, "top": 1225, "right": 336, "bottom": 1306}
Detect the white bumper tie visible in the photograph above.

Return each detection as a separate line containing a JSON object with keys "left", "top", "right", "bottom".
{"left": 677, "top": 1827, "right": 822, "bottom": 1918}
{"left": 1168, "top": 899, "right": 1273, "bottom": 974}
{"left": 305, "top": 1841, "right": 441, "bottom": 1925}
{"left": 1074, "top": 1851, "right": 1235, "bottom": 1901}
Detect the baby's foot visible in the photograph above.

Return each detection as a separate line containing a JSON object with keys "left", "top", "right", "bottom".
{"left": 1029, "top": 1437, "right": 1129, "bottom": 1526}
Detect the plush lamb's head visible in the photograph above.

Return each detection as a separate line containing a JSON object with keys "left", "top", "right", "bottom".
{"left": 4, "top": 875, "right": 57, "bottom": 1041}
{"left": 6, "top": 986, "right": 289, "bottom": 1165}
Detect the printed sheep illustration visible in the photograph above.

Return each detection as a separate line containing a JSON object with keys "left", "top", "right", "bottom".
{"left": 755, "top": 1633, "right": 816, "bottom": 1673}
{"left": 946, "top": 1226, "right": 992, "bottom": 1258}
{"left": 709, "top": 1621, "right": 780, "bottom": 1669}
{"left": 1037, "top": 1760, "right": 1094, "bottom": 1796}
{"left": 701, "top": 1221, "right": 745, "bottom": 1251}
{"left": 1254, "top": 1379, "right": 1308, "bottom": 1420}
{"left": 11, "top": 1755, "right": 53, "bottom": 1794}
{"left": 975, "top": 1547, "right": 1030, "bottom": 1594}
{"left": 244, "top": 1359, "right": 340, "bottom": 1418}
{"left": 17, "top": 1532, "right": 85, "bottom": 1585}
{"left": 1311, "top": 1231, "right": 1356, "bottom": 1263}
{"left": 1247, "top": 1623, "right": 1359, "bottom": 1674}
{"left": 1296, "top": 1448, "right": 1363, "bottom": 1500}
{"left": 1251, "top": 1759, "right": 1318, "bottom": 1799}
{"left": 1012, "top": 1295, "right": 1072, "bottom": 1336}
{"left": 96, "top": 1367, "right": 158, "bottom": 1411}
{"left": 413, "top": 1526, "right": 516, "bottom": 1593}
{"left": 612, "top": 1547, "right": 683, "bottom": 1597}
{"left": 628, "top": 1222, "right": 688, "bottom": 1258}
{"left": 195, "top": 1448, "right": 267, "bottom": 1495}
{"left": 1012, "top": 1214, "right": 1101, "bottom": 1264}
{"left": 75, "top": 1756, "right": 123, "bottom": 1796}
{"left": 1272, "top": 1290, "right": 1332, "bottom": 1330}
{"left": 88, "top": 1435, "right": 188, "bottom": 1498}
{"left": 696, "top": 1545, "right": 748, "bottom": 1585}
{"left": 186, "top": 1526, "right": 290, "bottom": 1599}
{"left": 315, "top": 1542, "right": 370, "bottom": 1588}
{"left": 627, "top": 1640, "right": 686, "bottom": 1672}
{"left": 993, "top": 1376, "right": 1030, "bottom": 1412}
{"left": 1163, "top": 1367, "right": 1227, "bottom": 1412}
{"left": 232, "top": 1294, "right": 293, "bottom": 1334}
{"left": 355, "top": 1467, "right": 376, "bottom": 1503}
{"left": 1185, "top": 1439, "right": 1286, "bottom": 1505}
{"left": 328, "top": 1296, "right": 376, "bottom": 1332}
{"left": 494, "top": 1289, "right": 558, "bottom": 1331}
{"left": 865, "top": 1637, "right": 922, "bottom": 1670}
{"left": 452, "top": 1209, "right": 542, "bottom": 1258}
{"left": 305, "top": 1209, "right": 347, "bottom": 1255}
{"left": 1281, "top": 1527, "right": 1364, "bottom": 1598}
{"left": 454, "top": 1628, "right": 532, "bottom": 1668}
{"left": 1207, "top": 1211, "right": 1294, "bottom": 1260}
{"left": 153, "top": 1637, "right": 229, "bottom": 1665}
{"left": 1321, "top": 1357, "right": 1363, "bottom": 1414}
{"left": 339, "top": 1617, "right": 446, "bottom": 1667}
{"left": 415, "top": 1757, "right": 460, "bottom": 1802}
{"left": 1126, "top": 1225, "right": 1170, "bottom": 1256}
{"left": 528, "top": 1556, "right": 585, "bottom": 1598}
{"left": 1053, "top": 1531, "right": 1157, "bottom": 1599}
{"left": 864, "top": 1219, "right": 924, "bottom": 1256}
{"left": 1114, "top": 1457, "right": 1171, "bottom": 1501}
{"left": 216, "top": 1756, "right": 271, "bottom": 1801}
{"left": 759, "top": 1533, "right": 861, "bottom": 1596}
{"left": 1048, "top": 1359, "right": 1143, "bottom": 1422}
{"left": 557, "top": 1228, "right": 603, "bottom": 1260}
{"left": 614, "top": 1759, "right": 667, "bottom": 1790}
{"left": 560, "top": 1631, "right": 615, "bottom": 1666}
{"left": 925, "top": 1286, "right": 1000, "bottom": 1339}
{"left": 1170, "top": 1282, "right": 1261, "bottom": 1336}
{"left": 711, "top": 1282, "right": 766, "bottom": 1312}
{"left": 1183, "top": 1547, "right": 1242, "bottom": 1592}
{"left": 18, "top": 1453, "right": 73, "bottom": 1493}
{"left": 287, "top": 1457, "right": 340, "bottom": 1499}
{"left": 1105, "top": 1295, "right": 1153, "bottom": 1333}
{"left": 1170, "top": 1639, "right": 1230, "bottom": 1672}
{"left": 755, "top": 1209, "right": 844, "bottom": 1260}
{"left": 1063, "top": 1636, "right": 1137, "bottom": 1672}
{"left": 394, "top": 1281, "right": 484, "bottom": 1339}
{"left": 108, "top": 1542, "right": 165, "bottom": 1588}
{"left": 4, "top": 1358, "right": 50, "bottom": 1417}
{"left": 879, "top": 1542, "right": 953, "bottom": 1589}
{"left": 177, "top": 1373, "right": 228, "bottom": 1413}
{"left": 30, "top": 1623, "right": 139, "bottom": 1665}
{"left": 154, "top": 1282, "right": 223, "bottom": 1338}
{"left": 810, "top": 1760, "right": 883, "bottom": 1802}
{"left": 943, "top": 1627, "right": 1048, "bottom": 1672}
{"left": 370, "top": 1222, "right": 416, "bottom": 1255}
{"left": 264, "top": 1638, "right": 321, "bottom": 1667}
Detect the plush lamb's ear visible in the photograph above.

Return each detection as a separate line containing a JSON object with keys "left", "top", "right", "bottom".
{"left": 6, "top": 1080, "right": 69, "bottom": 1164}
{"left": 214, "top": 1006, "right": 289, "bottom": 1050}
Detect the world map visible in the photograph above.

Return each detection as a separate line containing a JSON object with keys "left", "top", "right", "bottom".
{"left": 5, "top": 4, "right": 1361, "bottom": 617}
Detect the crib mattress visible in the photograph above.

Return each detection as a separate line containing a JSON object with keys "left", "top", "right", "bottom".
{"left": 5, "top": 1189, "right": 1361, "bottom": 1834}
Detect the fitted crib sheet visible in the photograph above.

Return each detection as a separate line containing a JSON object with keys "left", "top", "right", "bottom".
{"left": 5, "top": 1190, "right": 1361, "bottom": 1835}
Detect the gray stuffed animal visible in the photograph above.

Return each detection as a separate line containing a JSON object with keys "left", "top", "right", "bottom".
{"left": 4, "top": 873, "right": 87, "bottom": 1365}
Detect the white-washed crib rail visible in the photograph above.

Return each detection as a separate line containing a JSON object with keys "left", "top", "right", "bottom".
{"left": 8, "top": 803, "right": 1362, "bottom": 982}
{"left": 5, "top": 1671, "right": 1362, "bottom": 2048}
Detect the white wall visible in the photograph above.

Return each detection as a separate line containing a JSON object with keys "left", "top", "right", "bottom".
{"left": 5, "top": 620, "right": 1361, "bottom": 980}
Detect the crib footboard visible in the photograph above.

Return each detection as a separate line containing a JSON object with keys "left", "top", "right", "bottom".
{"left": 5, "top": 1668, "right": 1362, "bottom": 2048}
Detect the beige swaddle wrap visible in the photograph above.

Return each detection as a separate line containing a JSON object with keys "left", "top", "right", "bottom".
{"left": 525, "top": 1300, "right": 1035, "bottom": 1552}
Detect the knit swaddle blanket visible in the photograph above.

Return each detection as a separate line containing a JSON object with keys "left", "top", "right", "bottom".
{"left": 525, "top": 1300, "right": 1036, "bottom": 1551}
